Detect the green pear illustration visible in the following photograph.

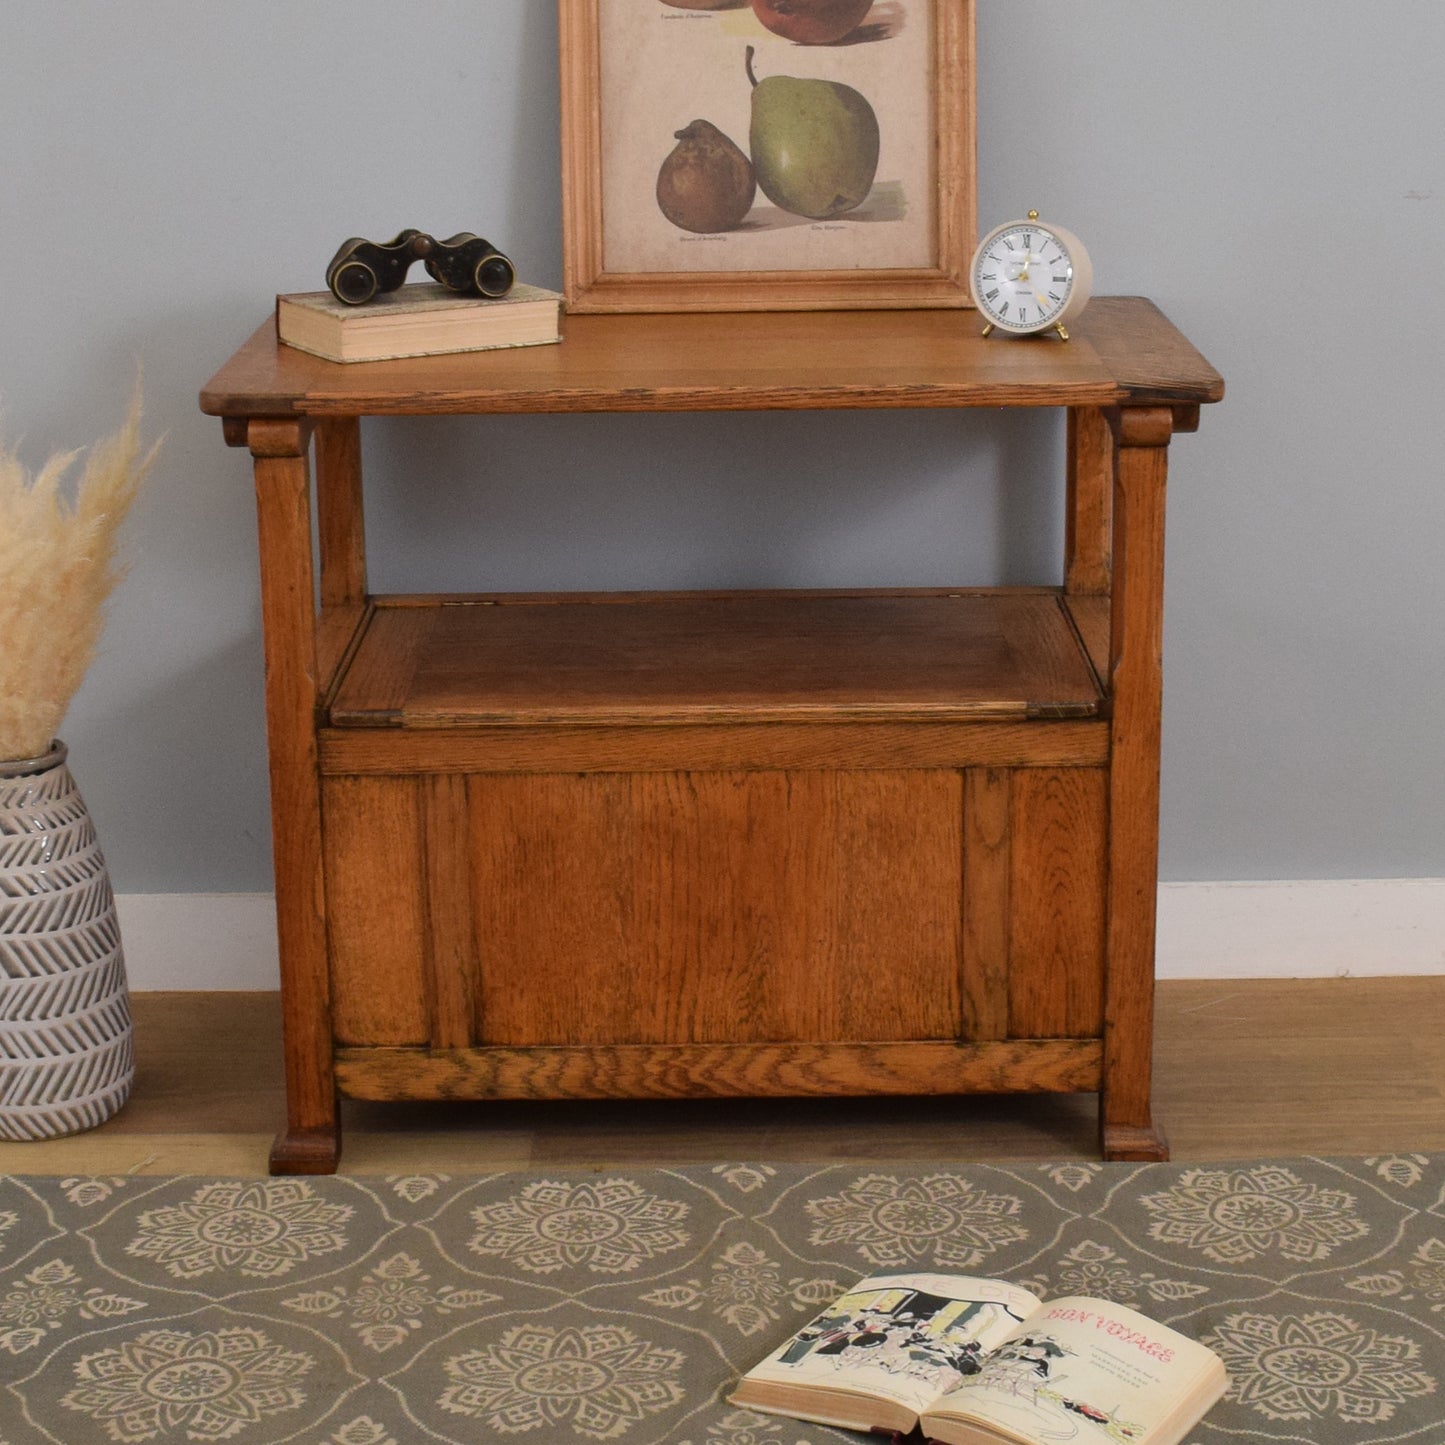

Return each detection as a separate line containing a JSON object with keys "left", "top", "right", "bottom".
{"left": 745, "top": 45, "right": 879, "bottom": 220}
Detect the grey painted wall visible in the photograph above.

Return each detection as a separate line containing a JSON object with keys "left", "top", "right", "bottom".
{"left": 1, "top": 1, "right": 1441, "bottom": 896}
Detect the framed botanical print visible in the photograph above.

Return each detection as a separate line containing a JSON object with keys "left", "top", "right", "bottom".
{"left": 558, "top": 0, "right": 976, "bottom": 313}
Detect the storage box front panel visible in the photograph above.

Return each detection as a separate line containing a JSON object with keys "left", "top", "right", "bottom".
{"left": 322, "top": 776, "right": 429, "bottom": 1046}
{"left": 1007, "top": 768, "right": 1108, "bottom": 1039}
{"left": 468, "top": 769, "right": 964, "bottom": 1047}
{"left": 321, "top": 763, "right": 1108, "bottom": 1055}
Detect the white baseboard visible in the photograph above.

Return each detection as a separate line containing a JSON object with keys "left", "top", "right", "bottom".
{"left": 111, "top": 880, "right": 1445, "bottom": 991}
{"left": 114, "top": 893, "right": 281, "bottom": 991}
{"left": 1155, "top": 878, "right": 1445, "bottom": 980}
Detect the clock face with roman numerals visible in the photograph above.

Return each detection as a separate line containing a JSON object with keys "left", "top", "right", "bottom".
{"left": 970, "top": 217, "right": 1093, "bottom": 336}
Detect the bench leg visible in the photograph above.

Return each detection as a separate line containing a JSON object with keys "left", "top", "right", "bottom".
{"left": 1100, "top": 406, "right": 1174, "bottom": 1163}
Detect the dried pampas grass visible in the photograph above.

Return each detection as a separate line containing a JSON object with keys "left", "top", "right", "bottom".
{"left": 0, "top": 386, "right": 160, "bottom": 761}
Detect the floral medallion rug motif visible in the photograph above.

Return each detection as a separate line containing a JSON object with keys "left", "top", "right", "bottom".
{"left": 0, "top": 1157, "right": 1442, "bottom": 1444}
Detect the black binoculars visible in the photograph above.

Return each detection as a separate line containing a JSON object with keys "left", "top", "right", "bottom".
{"left": 325, "top": 230, "right": 516, "bottom": 306}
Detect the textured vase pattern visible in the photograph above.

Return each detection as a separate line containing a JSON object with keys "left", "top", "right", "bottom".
{"left": 0, "top": 742, "right": 134, "bottom": 1139}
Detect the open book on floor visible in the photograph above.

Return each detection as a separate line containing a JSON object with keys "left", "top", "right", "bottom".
{"left": 730, "top": 1272, "right": 1226, "bottom": 1445}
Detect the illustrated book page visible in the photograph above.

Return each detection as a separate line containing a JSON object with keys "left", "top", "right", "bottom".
{"left": 730, "top": 1273, "right": 1042, "bottom": 1433}
{"left": 921, "top": 1296, "right": 1229, "bottom": 1445}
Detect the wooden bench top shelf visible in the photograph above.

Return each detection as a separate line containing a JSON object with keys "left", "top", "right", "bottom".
{"left": 201, "top": 298, "right": 1222, "bottom": 1175}
{"left": 203, "top": 296, "right": 1221, "bottom": 417}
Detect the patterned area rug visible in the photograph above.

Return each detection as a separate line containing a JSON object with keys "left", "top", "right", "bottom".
{"left": 0, "top": 1157, "right": 1442, "bottom": 1444}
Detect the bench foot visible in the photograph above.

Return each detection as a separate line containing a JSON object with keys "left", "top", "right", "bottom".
{"left": 270, "top": 1126, "right": 341, "bottom": 1175}
{"left": 1101, "top": 1120, "right": 1169, "bottom": 1162}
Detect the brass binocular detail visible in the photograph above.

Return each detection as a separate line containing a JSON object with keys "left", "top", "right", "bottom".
{"left": 325, "top": 230, "right": 515, "bottom": 306}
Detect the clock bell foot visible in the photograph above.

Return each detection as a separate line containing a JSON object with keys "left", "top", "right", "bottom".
{"left": 981, "top": 323, "right": 995, "bottom": 338}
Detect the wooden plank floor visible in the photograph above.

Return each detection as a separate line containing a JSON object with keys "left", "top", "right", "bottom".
{"left": 2, "top": 979, "right": 1442, "bottom": 1175}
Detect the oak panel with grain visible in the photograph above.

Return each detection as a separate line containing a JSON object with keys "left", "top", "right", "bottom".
{"left": 315, "top": 603, "right": 369, "bottom": 703}
{"left": 329, "top": 591, "right": 1103, "bottom": 729}
{"left": 1008, "top": 769, "right": 1108, "bottom": 1040}
{"left": 321, "top": 776, "right": 428, "bottom": 1047}
{"left": 319, "top": 719, "right": 1109, "bottom": 776}
{"left": 199, "top": 299, "right": 1221, "bottom": 419}
{"left": 423, "top": 774, "right": 481, "bottom": 1050}
{"left": 334, "top": 1039, "right": 1103, "bottom": 1102}
{"left": 467, "top": 770, "right": 965, "bottom": 1048}
{"left": 1079, "top": 299, "right": 1226, "bottom": 408}
{"left": 329, "top": 606, "right": 435, "bottom": 726}
{"left": 1062, "top": 594, "right": 1111, "bottom": 687}
{"left": 961, "top": 767, "right": 1011, "bottom": 1043}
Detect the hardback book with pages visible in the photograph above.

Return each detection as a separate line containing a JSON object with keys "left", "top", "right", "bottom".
{"left": 275, "top": 282, "right": 562, "bottom": 363}
{"left": 730, "top": 1272, "right": 1227, "bottom": 1445}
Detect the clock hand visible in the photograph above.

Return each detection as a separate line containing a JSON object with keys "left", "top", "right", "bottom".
{"left": 1010, "top": 264, "right": 1048, "bottom": 309}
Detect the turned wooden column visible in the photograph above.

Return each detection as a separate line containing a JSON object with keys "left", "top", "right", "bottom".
{"left": 1100, "top": 404, "right": 1175, "bottom": 1161}
{"left": 237, "top": 416, "right": 341, "bottom": 1173}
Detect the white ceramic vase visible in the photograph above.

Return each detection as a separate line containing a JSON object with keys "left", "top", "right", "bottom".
{"left": 0, "top": 741, "right": 134, "bottom": 1139}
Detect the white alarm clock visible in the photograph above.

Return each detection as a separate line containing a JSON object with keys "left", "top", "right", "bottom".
{"left": 970, "top": 211, "right": 1093, "bottom": 340}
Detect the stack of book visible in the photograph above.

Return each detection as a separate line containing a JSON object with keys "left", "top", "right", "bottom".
{"left": 275, "top": 282, "right": 563, "bottom": 364}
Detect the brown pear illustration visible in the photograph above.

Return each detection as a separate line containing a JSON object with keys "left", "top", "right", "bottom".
{"left": 656, "top": 119, "right": 756, "bottom": 233}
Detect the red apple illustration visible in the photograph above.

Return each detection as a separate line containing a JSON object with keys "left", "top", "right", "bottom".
{"left": 750, "top": 0, "right": 873, "bottom": 44}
